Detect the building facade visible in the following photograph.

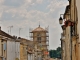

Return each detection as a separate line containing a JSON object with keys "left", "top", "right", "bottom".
{"left": 60, "top": 2, "right": 72, "bottom": 60}
{"left": 0, "top": 35, "right": 7, "bottom": 60}
{"left": 76, "top": 0, "right": 80, "bottom": 60}
{"left": 7, "top": 39, "right": 20, "bottom": 60}
{"left": 0, "top": 27, "right": 20, "bottom": 60}
{"left": 30, "top": 25, "right": 49, "bottom": 60}
{"left": 20, "top": 38, "right": 34, "bottom": 60}
{"left": 60, "top": 0, "right": 80, "bottom": 60}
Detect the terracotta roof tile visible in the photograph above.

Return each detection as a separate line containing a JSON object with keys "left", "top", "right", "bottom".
{"left": 32, "top": 26, "right": 46, "bottom": 32}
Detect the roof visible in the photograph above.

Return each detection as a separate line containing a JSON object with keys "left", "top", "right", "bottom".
{"left": 63, "top": 5, "right": 70, "bottom": 19}
{"left": 65, "top": 5, "right": 70, "bottom": 13}
{"left": 0, "top": 29, "right": 14, "bottom": 39}
{"left": 20, "top": 38, "right": 33, "bottom": 45}
{"left": 32, "top": 26, "right": 46, "bottom": 32}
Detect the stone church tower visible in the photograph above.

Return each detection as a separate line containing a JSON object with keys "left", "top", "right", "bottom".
{"left": 30, "top": 25, "right": 49, "bottom": 60}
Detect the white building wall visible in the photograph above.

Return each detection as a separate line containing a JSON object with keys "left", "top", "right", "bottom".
{"left": 15, "top": 42, "right": 20, "bottom": 60}
{"left": 7, "top": 40, "right": 16, "bottom": 60}
{"left": 7, "top": 40, "right": 20, "bottom": 60}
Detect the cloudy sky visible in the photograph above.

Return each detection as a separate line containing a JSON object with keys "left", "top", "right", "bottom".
{"left": 0, "top": 0, "right": 68, "bottom": 49}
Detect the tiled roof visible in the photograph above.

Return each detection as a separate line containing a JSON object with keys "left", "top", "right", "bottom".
{"left": 32, "top": 26, "right": 46, "bottom": 32}
{"left": 0, "top": 30, "right": 14, "bottom": 39}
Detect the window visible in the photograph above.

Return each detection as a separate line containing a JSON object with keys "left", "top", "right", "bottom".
{"left": 1, "top": 44, "right": 3, "bottom": 56}
{"left": 37, "top": 37, "right": 41, "bottom": 40}
{"left": 3, "top": 43, "right": 6, "bottom": 50}
{"left": 37, "top": 37, "right": 41, "bottom": 43}
{"left": 37, "top": 33, "right": 42, "bottom": 43}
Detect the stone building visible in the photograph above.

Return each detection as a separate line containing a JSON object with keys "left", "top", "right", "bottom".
{"left": 70, "top": 0, "right": 78, "bottom": 60}
{"left": 30, "top": 25, "right": 49, "bottom": 60}
{"left": 0, "top": 27, "right": 20, "bottom": 60}
{"left": 0, "top": 27, "right": 14, "bottom": 60}
{"left": 76, "top": 0, "right": 80, "bottom": 60}
{"left": 20, "top": 38, "right": 34, "bottom": 60}
{"left": 20, "top": 38, "right": 28, "bottom": 60}
{"left": 0, "top": 35, "right": 7, "bottom": 60}
{"left": 60, "top": 0, "right": 79, "bottom": 60}
{"left": 60, "top": 2, "right": 71, "bottom": 60}
{"left": 60, "top": 33, "right": 65, "bottom": 60}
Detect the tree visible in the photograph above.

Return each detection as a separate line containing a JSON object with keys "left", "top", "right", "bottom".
{"left": 49, "top": 47, "right": 61, "bottom": 59}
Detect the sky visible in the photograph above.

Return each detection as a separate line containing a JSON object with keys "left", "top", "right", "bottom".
{"left": 0, "top": 0, "right": 68, "bottom": 50}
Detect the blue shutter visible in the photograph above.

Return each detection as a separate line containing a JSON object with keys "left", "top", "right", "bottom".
{"left": 3, "top": 43, "right": 6, "bottom": 50}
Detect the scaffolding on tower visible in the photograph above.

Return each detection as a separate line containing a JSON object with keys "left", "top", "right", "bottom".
{"left": 45, "top": 26, "right": 49, "bottom": 53}
{"left": 29, "top": 26, "right": 49, "bottom": 56}
{"left": 29, "top": 28, "right": 33, "bottom": 41}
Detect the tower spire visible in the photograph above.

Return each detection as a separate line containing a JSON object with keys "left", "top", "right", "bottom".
{"left": 39, "top": 22, "right": 40, "bottom": 27}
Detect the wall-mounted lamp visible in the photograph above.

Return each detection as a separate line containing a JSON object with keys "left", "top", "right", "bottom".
{"left": 59, "top": 14, "right": 64, "bottom": 24}
{"left": 59, "top": 14, "right": 70, "bottom": 25}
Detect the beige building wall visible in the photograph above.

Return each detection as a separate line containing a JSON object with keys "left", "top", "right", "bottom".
{"left": 0, "top": 36, "right": 7, "bottom": 60}
{"left": 63, "top": 4, "right": 71, "bottom": 60}
{"left": 20, "top": 44, "right": 28, "bottom": 60}
{"left": 31, "top": 26, "right": 49, "bottom": 60}
{"left": 61, "top": 0, "right": 79, "bottom": 60}
{"left": 0, "top": 39, "right": 1, "bottom": 56}
{"left": 33, "top": 32, "right": 47, "bottom": 50}
{"left": 63, "top": 41, "right": 66, "bottom": 60}
{"left": 65, "top": 26, "right": 71, "bottom": 60}
{"left": 61, "top": 36, "right": 65, "bottom": 60}
{"left": 70, "top": 0, "right": 77, "bottom": 22}
{"left": 0, "top": 37, "right": 2, "bottom": 60}
{"left": 20, "top": 39, "right": 29, "bottom": 60}
{"left": 33, "top": 32, "right": 47, "bottom": 60}
{"left": 76, "top": 0, "right": 80, "bottom": 41}
{"left": 20, "top": 44, "right": 24, "bottom": 60}
{"left": 70, "top": 0, "right": 78, "bottom": 60}
{"left": 76, "top": 0, "right": 80, "bottom": 60}
{"left": 20, "top": 38, "right": 34, "bottom": 60}
{"left": 72, "top": 36, "right": 76, "bottom": 60}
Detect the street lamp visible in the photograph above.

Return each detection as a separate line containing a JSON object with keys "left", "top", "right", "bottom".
{"left": 59, "top": 14, "right": 64, "bottom": 24}
{"left": 59, "top": 14, "right": 70, "bottom": 25}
